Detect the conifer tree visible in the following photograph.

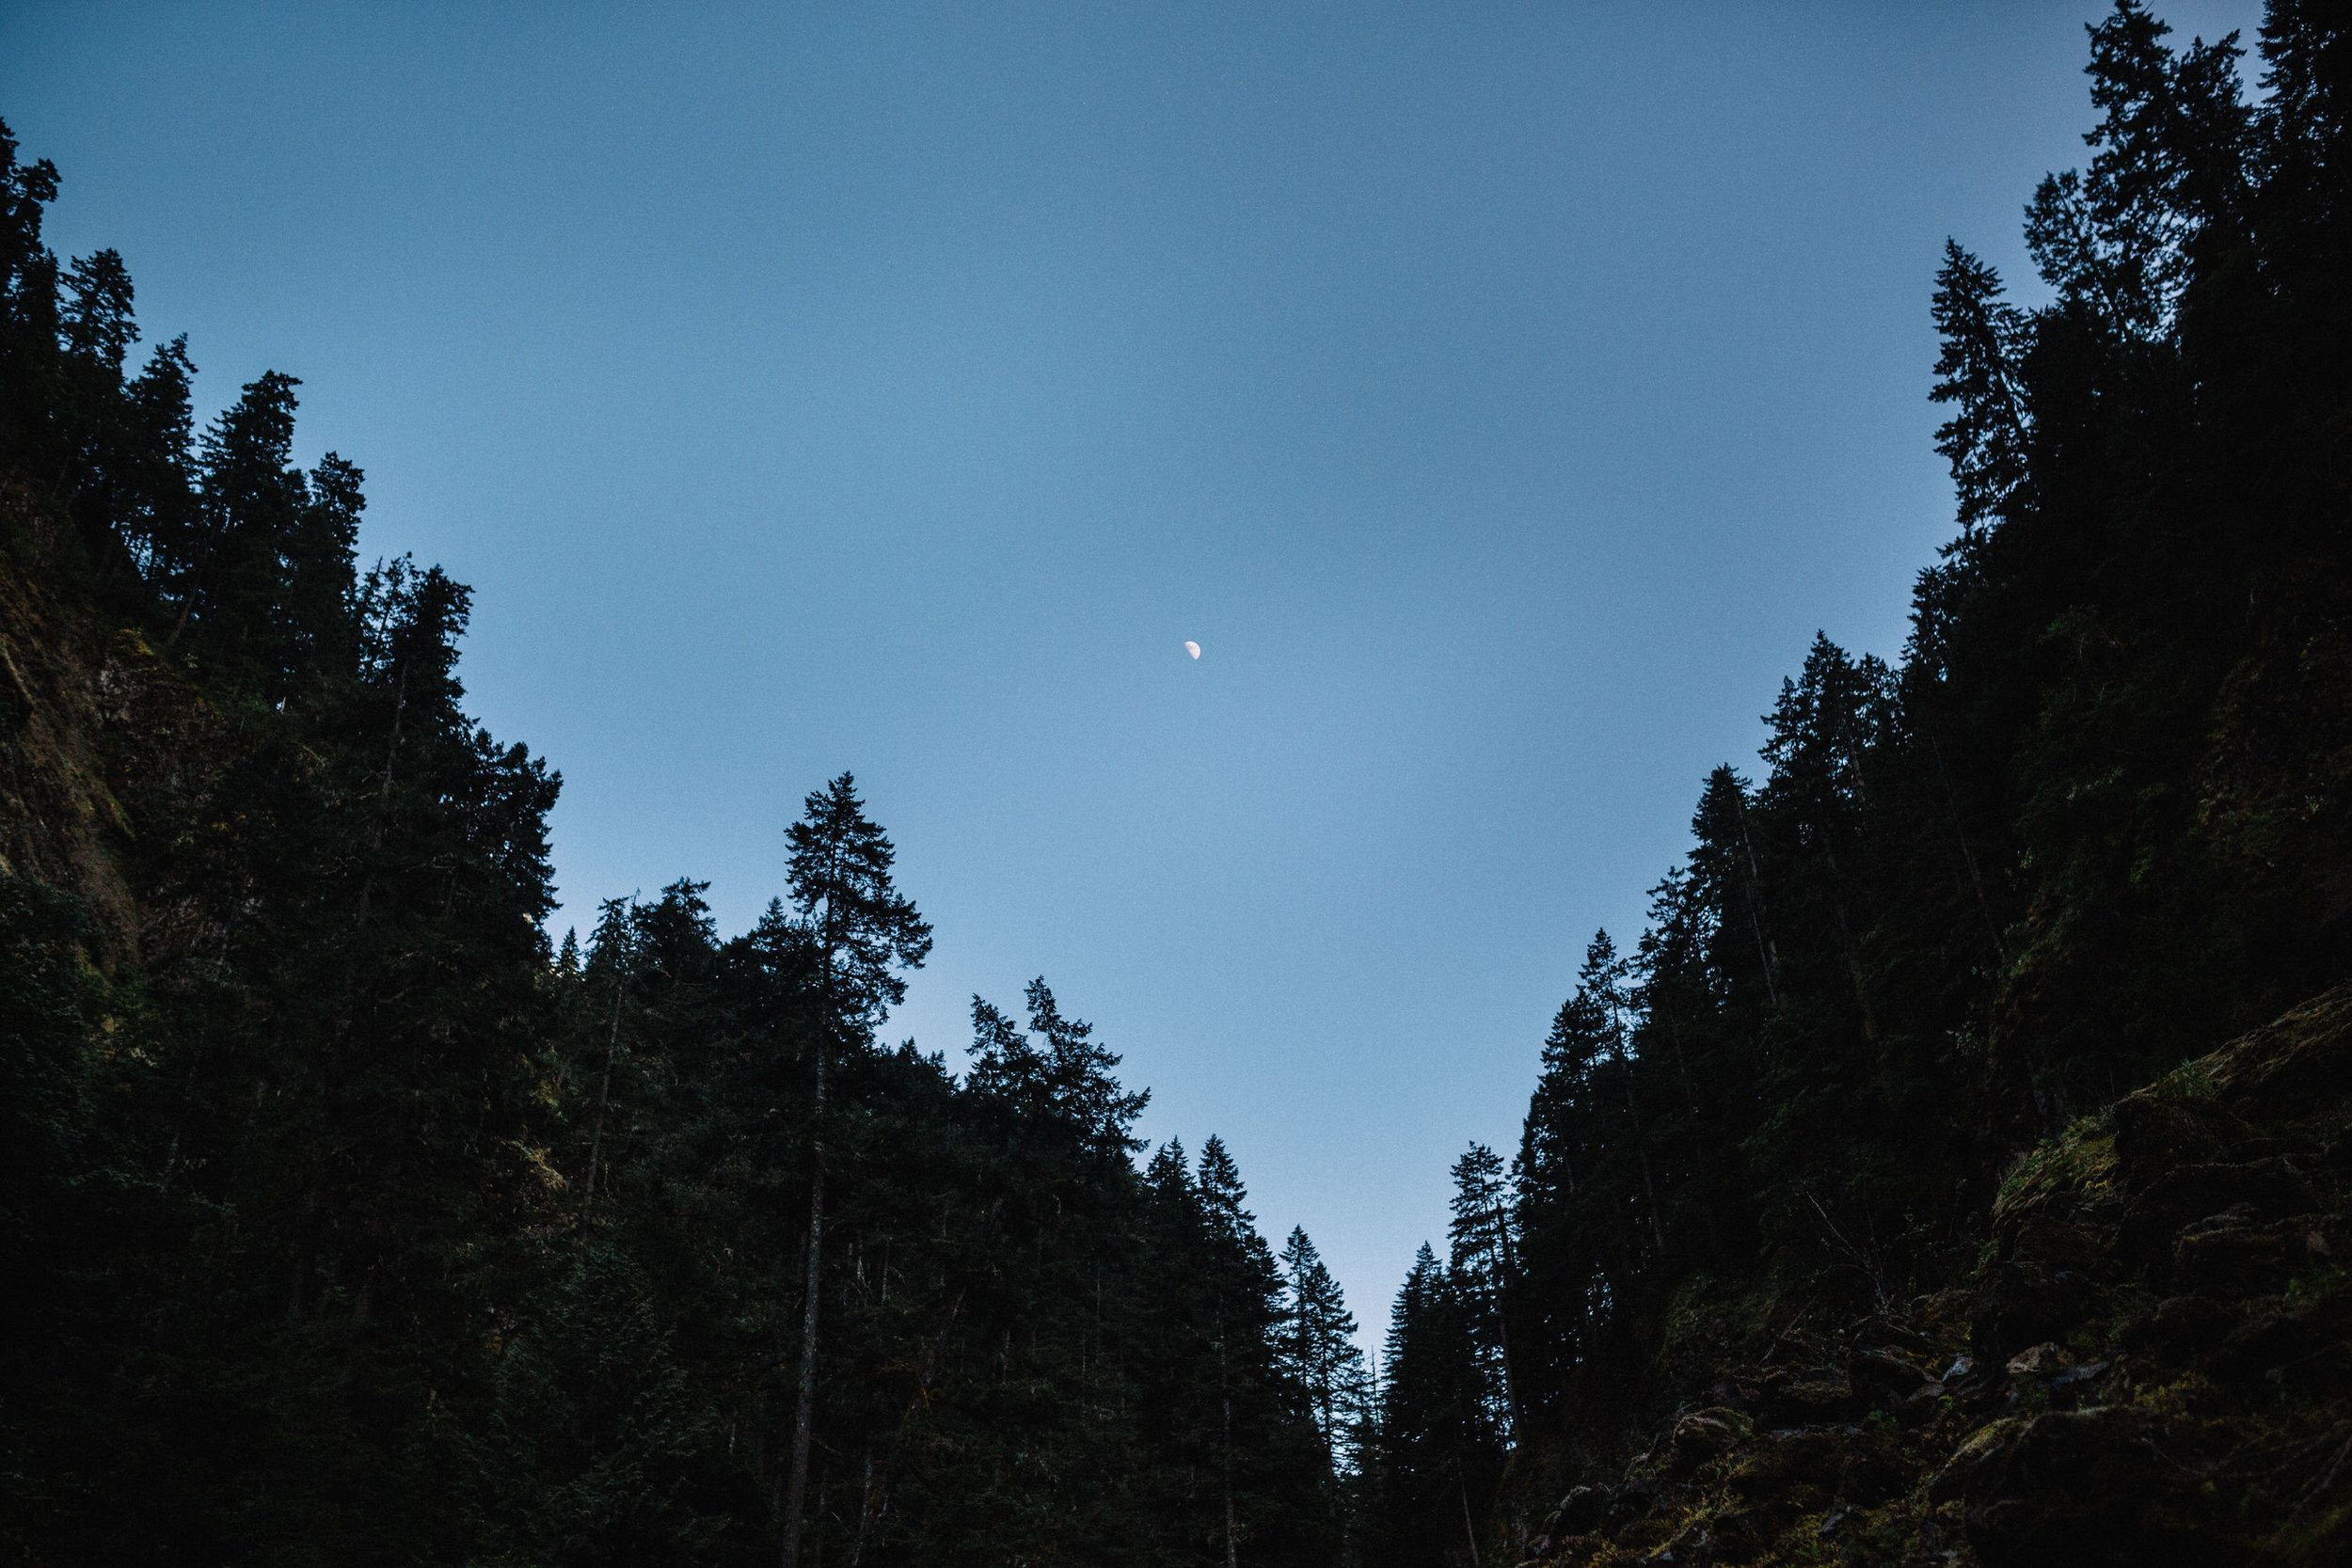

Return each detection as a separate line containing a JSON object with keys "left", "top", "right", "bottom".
{"left": 1278, "top": 1227, "right": 1365, "bottom": 1467}
{"left": 1444, "top": 1144, "right": 1518, "bottom": 1432}
{"left": 1929, "top": 241, "right": 2028, "bottom": 545}
{"left": 778, "top": 774, "right": 930, "bottom": 1568}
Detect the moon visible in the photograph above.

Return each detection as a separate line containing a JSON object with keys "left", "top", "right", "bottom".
{"left": 1184, "top": 641, "right": 1200, "bottom": 660}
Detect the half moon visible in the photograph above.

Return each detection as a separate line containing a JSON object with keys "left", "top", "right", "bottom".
{"left": 1184, "top": 641, "right": 1201, "bottom": 659}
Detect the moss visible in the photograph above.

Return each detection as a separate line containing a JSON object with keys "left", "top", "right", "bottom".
{"left": 1993, "top": 1110, "right": 2119, "bottom": 1223}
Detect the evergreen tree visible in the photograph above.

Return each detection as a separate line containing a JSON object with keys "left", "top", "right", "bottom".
{"left": 777, "top": 773, "right": 930, "bottom": 1568}
{"left": 1444, "top": 1144, "right": 1517, "bottom": 1433}
{"left": 1278, "top": 1227, "right": 1366, "bottom": 1469}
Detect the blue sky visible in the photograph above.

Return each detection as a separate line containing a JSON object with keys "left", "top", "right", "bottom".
{"left": 4, "top": 0, "right": 2261, "bottom": 1340}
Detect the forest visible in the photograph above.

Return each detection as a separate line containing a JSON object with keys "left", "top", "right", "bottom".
{"left": 3, "top": 3, "right": 2348, "bottom": 1564}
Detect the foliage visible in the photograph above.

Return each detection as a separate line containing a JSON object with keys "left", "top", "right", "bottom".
{"left": 1352, "top": 4, "right": 2352, "bottom": 1558}
{"left": 0, "top": 116, "right": 1340, "bottom": 1565}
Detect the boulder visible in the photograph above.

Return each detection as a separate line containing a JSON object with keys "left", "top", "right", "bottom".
{"left": 1551, "top": 1483, "right": 1608, "bottom": 1536}
{"left": 1727, "top": 1427, "right": 1846, "bottom": 1498}
{"left": 2004, "top": 1341, "right": 2068, "bottom": 1377}
{"left": 1849, "top": 1345, "right": 1932, "bottom": 1402}
{"left": 1959, "top": 1406, "right": 2232, "bottom": 1567}
{"left": 2216, "top": 1289, "right": 2352, "bottom": 1387}
{"left": 1756, "top": 1367, "right": 1859, "bottom": 1426}
{"left": 2171, "top": 1209, "right": 2321, "bottom": 1292}
{"left": 1849, "top": 1314, "right": 1942, "bottom": 1360}
{"left": 2120, "top": 1293, "right": 2234, "bottom": 1362}
{"left": 2120, "top": 1158, "right": 2317, "bottom": 1269}
{"left": 1971, "top": 1260, "right": 2092, "bottom": 1358}
{"left": 1894, "top": 1380, "right": 1947, "bottom": 1429}
{"left": 1699, "top": 1504, "right": 1767, "bottom": 1564}
{"left": 1928, "top": 1416, "right": 2022, "bottom": 1504}
{"left": 2110, "top": 1096, "right": 2236, "bottom": 1190}
{"left": 1659, "top": 1408, "right": 1746, "bottom": 1478}
{"left": 1836, "top": 1423, "right": 1909, "bottom": 1504}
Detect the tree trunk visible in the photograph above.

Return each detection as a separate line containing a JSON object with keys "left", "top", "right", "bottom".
{"left": 1925, "top": 724, "right": 2009, "bottom": 968}
{"left": 1218, "top": 1304, "right": 1236, "bottom": 1568}
{"left": 1732, "top": 788, "right": 1781, "bottom": 1008}
{"left": 579, "top": 960, "right": 627, "bottom": 1224}
{"left": 1610, "top": 1009, "right": 1667, "bottom": 1257}
{"left": 1486, "top": 1190, "right": 1523, "bottom": 1433}
{"left": 781, "top": 1041, "right": 828, "bottom": 1568}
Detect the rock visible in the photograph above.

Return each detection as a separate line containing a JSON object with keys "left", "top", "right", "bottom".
{"left": 1727, "top": 1427, "right": 1846, "bottom": 1497}
{"left": 2216, "top": 1290, "right": 2352, "bottom": 1386}
{"left": 1959, "top": 1406, "right": 2231, "bottom": 1567}
{"left": 2110, "top": 1096, "right": 2234, "bottom": 1190}
{"left": 2005, "top": 1341, "right": 2068, "bottom": 1377}
{"left": 1851, "top": 1314, "right": 1943, "bottom": 1360}
{"left": 2120, "top": 1157, "right": 2317, "bottom": 1268}
{"left": 2171, "top": 1209, "right": 2315, "bottom": 1292}
{"left": 1756, "top": 1367, "right": 1859, "bottom": 1426}
{"left": 1607, "top": 1512, "right": 1674, "bottom": 1552}
{"left": 2006, "top": 1211, "right": 2106, "bottom": 1273}
{"left": 1837, "top": 1424, "right": 1909, "bottom": 1504}
{"left": 2046, "top": 1357, "right": 2109, "bottom": 1388}
{"left": 1702, "top": 1504, "right": 1766, "bottom": 1564}
{"left": 1928, "top": 1416, "right": 2021, "bottom": 1504}
{"left": 1850, "top": 1345, "right": 1933, "bottom": 1402}
{"left": 1552, "top": 1483, "right": 1608, "bottom": 1536}
{"left": 2120, "top": 1293, "right": 2234, "bottom": 1362}
{"left": 2200, "top": 988, "right": 2352, "bottom": 1126}
{"left": 1659, "top": 1408, "right": 1746, "bottom": 1478}
{"left": 2046, "top": 1358, "right": 2112, "bottom": 1408}
{"left": 1699, "top": 1376, "right": 1750, "bottom": 1411}
{"left": 1603, "top": 1481, "right": 1659, "bottom": 1533}
{"left": 1895, "top": 1380, "right": 1947, "bottom": 1429}
{"left": 1971, "top": 1260, "right": 2092, "bottom": 1358}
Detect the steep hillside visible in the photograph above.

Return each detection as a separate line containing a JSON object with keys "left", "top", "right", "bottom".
{"left": 0, "top": 479, "right": 223, "bottom": 964}
{"left": 1529, "top": 988, "right": 2352, "bottom": 1567}
{"left": 0, "top": 117, "right": 1351, "bottom": 1566}
{"left": 1356, "top": 11, "right": 2352, "bottom": 1562}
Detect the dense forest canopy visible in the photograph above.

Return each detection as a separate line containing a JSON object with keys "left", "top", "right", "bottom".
{"left": 2, "top": 2, "right": 2348, "bottom": 1564}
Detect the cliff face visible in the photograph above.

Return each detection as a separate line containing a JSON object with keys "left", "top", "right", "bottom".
{"left": 1533, "top": 988, "right": 2352, "bottom": 1568}
{"left": 0, "top": 485, "right": 234, "bottom": 970}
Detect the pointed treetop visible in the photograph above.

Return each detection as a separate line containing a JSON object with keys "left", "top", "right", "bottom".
{"left": 786, "top": 772, "right": 931, "bottom": 1036}
{"left": 1197, "top": 1133, "right": 1251, "bottom": 1235}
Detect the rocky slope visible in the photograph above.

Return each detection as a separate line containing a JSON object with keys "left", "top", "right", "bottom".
{"left": 0, "top": 485, "right": 233, "bottom": 971}
{"left": 1528, "top": 987, "right": 2352, "bottom": 1567}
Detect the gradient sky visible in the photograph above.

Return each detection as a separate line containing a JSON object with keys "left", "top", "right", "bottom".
{"left": 4, "top": 0, "right": 2261, "bottom": 1344}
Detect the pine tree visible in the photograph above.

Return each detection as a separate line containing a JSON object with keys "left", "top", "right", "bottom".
{"left": 1278, "top": 1226, "right": 1366, "bottom": 1468}
{"left": 778, "top": 774, "right": 930, "bottom": 1568}
{"left": 1444, "top": 1144, "right": 1518, "bottom": 1433}
{"left": 1929, "top": 241, "right": 2028, "bottom": 545}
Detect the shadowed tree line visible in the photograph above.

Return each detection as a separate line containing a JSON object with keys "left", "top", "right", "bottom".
{"left": 0, "top": 115, "right": 1363, "bottom": 1566}
{"left": 4, "top": 1, "right": 2347, "bottom": 1561}
{"left": 1352, "top": 5, "right": 2352, "bottom": 1560}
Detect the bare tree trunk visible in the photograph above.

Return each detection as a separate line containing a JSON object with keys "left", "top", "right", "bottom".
{"left": 1732, "top": 788, "right": 1781, "bottom": 1009}
{"left": 1460, "top": 1476, "right": 1483, "bottom": 1568}
{"left": 1219, "top": 1307, "right": 1236, "bottom": 1568}
{"left": 1487, "top": 1189, "right": 1523, "bottom": 1433}
{"left": 1621, "top": 1059, "right": 1668, "bottom": 1257}
{"left": 782, "top": 1040, "right": 828, "bottom": 1568}
{"left": 579, "top": 950, "right": 628, "bottom": 1224}
{"left": 1609, "top": 1006, "right": 1668, "bottom": 1257}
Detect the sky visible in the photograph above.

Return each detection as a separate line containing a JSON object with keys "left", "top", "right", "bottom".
{"left": 3, "top": 0, "right": 2263, "bottom": 1345}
